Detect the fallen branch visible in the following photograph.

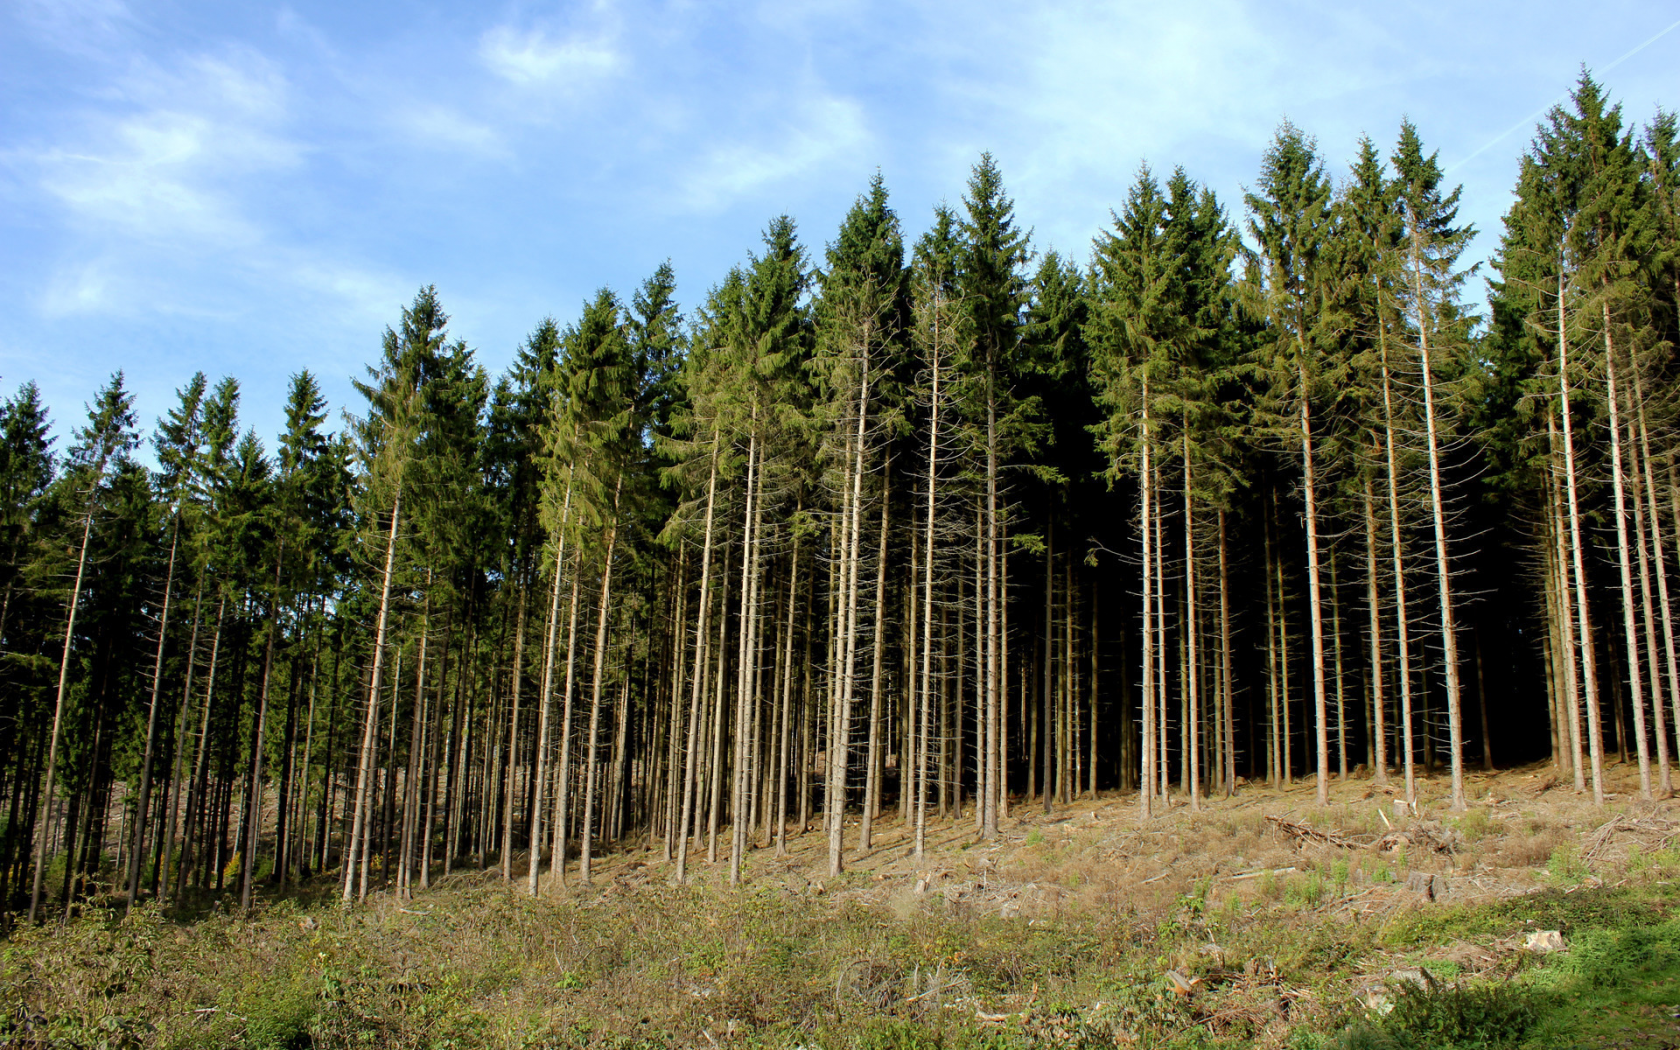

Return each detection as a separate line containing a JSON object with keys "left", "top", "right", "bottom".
{"left": 1228, "top": 867, "right": 1297, "bottom": 881}
{"left": 1580, "top": 814, "right": 1680, "bottom": 863}
{"left": 1265, "top": 815, "right": 1363, "bottom": 849}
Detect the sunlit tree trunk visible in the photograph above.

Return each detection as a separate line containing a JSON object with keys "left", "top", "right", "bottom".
{"left": 343, "top": 494, "right": 400, "bottom": 903}
{"left": 1559, "top": 278, "right": 1605, "bottom": 803}
{"left": 676, "top": 439, "right": 720, "bottom": 884}
{"left": 1602, "top": 310, "right": 1652, "bottom": 799}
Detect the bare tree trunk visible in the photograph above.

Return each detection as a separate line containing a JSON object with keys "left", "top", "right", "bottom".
{"left": 527, "top": 479, "right": 575, "bottom": 895}
{"left": 1409, "top": 225, "right": 1467, "bottom": 810}
{"left": 1559, "top": 280, "right": 1605, "bottom": 803}
{"left": 984, "top": 392, "right": 1001, "bottom": 840}
{"left": 730, "top": 432, "right": 769, "bottom": 880}
{"left": 1298, "top": 356, "right": 1330, "bottom": 807}
{"left": 1602, "top": 310, "right": 1652, "bottom": 799}
{"left": 828, "top": 354, "right": 871, "bottom": 877}
{"left": 158, "top": 574, "right": 207, "bottom": 903}
{"left": 1331, "top": 551, "right": 1347, "bottom": 780}
{"left": 775, "top": 533, "right": 800, "bottom": 856}
{"left": 176, "top": 595, "right": 226, "bottom": 900}
{"left": 1219, "top": 510, "right": 1235, "bottom": 795}
{"left": 1363, "top": 478, "right": 1388, "bottom": 786}
{"left": 125, "top": 517, "right": 180, "bottom": 913}
{"left": 1155, "top": 462, "right": 1170, "bottom": 803}
{"left": 676, "top": 440, "right": 720, "bottom": 884}
{"left": 1633, "top": 368, "right": 1678, "bottom": 796}
{"left": 1139, "top": 379, "right": 1155, "bottom": 818}
{"left": 579, "top": 476, "right": 625, "bottom": 884}
{"left": 1380, "top": 343, "right": 1418, "bottom": 809}
{"left": 662, "top": 550, "right": 688, "bottom": 861}
{"left": 1265, "top": 506, "right": 1280, "bottom": 786}
{"left": 28, "top": 490, "right": 99, "bottom": 922}
{"left": 239, "top": 550, "right": 286, "bottom": 911}
{"left": 916, "top": 374, "right": 943, "bottom": 854}
{"left": 1476, "top": 631, "right": 1494, "bottom": 771}
{"left": 1551, "top": 413, "right": 1587, "bottom": 789}
{"left": 398, "top": 588, "right": 432, "bottom": 897}
{"left": 860, "top": 465, "right": 891, "bottom": 854}
{"left": 1183, "top": 430, "right": 1200, "bottom": 811}
{"left": 502, "top": 579, "right": 529, "bottom": 879}
{"left": 342, "top": 494, "right": 400, "bottom": 903}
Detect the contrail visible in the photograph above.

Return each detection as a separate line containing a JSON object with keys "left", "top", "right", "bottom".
{"left": 1445, "top": 15, "right": 1680, "bottom": 174}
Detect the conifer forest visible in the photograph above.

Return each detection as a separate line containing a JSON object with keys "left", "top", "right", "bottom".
{"left": 6, "top": 72, "right": 1680, "bottom": 928}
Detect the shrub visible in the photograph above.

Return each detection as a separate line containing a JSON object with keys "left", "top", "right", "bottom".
{"left": 1332, "top": 981, "right": 1539, "bottom": 1050}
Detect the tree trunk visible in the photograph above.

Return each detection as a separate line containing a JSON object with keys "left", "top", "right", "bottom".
{"left": 1183, "top": 429, "right": 1200, "bottom": 811}
{"left": 343, "top": 493, "right": 401, "bottom": 903}
{"left": 28, "top": 487, "right": 99, "bottom": 923}
{"left": 1559, "top": 277, "right": 1605, "bottom": 803}
{"left": 1363, "top": 478, "right": 1388, "bottom": 785}
{"left": 731, "top": 435, "right": 762, "bottom": 882}
{"left": 527, "top": 477, "right": 575, "bottom": 895}
{"left": 502, "top": 578, "right": 529, "bottom": 879}
{"left": 1410, "top": 231, "right": 1465, "bottom": 810}
{"left": 860, "top": 464, "right": 891, "bottom": 854}
{"left": 1297, "top": 356, "right": 1330, "bottom": 807}
{"left": 1139, "top": 377, "right": 1155, "bottom": 818}
{"left": 580, "top": 475, "right": 625, "bottom": 885}
{"left": 1380, "top": 341, "right": 1418, "bottom": 809}
{"left": 125, "top": 516, "right": 180, "bottom": 913}
{"left": 240, "top": 548, "right": 286, "bottom": 911}
{"left": 1602, "top": 308, "right": 1652, "bottom": 799}
{"left": 1551, "top": 413, "right": 1587, "bottom": 789}
{"left": 676, "top": 439, "right": 721, "bottom": 884}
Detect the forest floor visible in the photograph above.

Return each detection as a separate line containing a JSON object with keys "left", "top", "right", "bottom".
{"left": 5, "top": 760, "right": 1680, "bottom": 1049}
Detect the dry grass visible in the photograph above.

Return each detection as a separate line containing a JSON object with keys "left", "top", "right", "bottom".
{"left": 5, "top": 759, "right": 1679, "bottom": 1049}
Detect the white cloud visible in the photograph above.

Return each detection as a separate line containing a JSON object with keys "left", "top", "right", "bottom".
{"left": 13, "top": 0, "right": 133, "bottom": 55}
{"left": 681, "top": 93, "right": 870, "bottom": 212}
{"left": 17, "top": 50, "right": 298, "bottom": 252}
{"left": 393, "top": 105, "right": 505, "bottom": 156}
{"left": 39, "top": 259, "right": 118, "bottom": 317}
{"left": 479, "top": 24, "right": 620, "bottom": 88}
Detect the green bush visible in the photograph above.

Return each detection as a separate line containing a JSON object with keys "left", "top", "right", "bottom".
{"left": 1332, "top": 981, "right": 1539, "bottom": 1050}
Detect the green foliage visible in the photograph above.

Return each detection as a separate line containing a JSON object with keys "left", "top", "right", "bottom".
{"left": 1331, "top": 981, "right": 1539, "bottom": 1050}
{"left": 1544, "top": 843, "right": 1586, "bottom": 884}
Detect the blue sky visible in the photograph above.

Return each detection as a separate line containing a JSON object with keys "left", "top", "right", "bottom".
{"left": 3, "top": 0, "right": 1677, "bottom": 450}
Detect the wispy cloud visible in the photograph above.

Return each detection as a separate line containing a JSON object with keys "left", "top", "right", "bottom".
{"left": 681, "top": 92, "right": 870, "bottom": 212}
{"left": 393, "top": 105, "right": 505, "bottom": 157}
{"left": 478, "top": 24, "right": 620, "bottom": 89}
{"left": 17, "top": 50, "right": 297, "bottom": 254}
{"left": 13, "top": 0, "right": 133, "bottom": 55}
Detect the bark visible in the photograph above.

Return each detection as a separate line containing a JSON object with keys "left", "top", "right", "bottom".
{"left": 501, "top": 579, "right": 529, "bottom": 879}
{"left": 580, "top": 475, "right": 625, "bottom": 884}
{"left": 1602, "top": 309, "right": 1652, "bottom": 798}
{"left": 1380, "top": 337, "right": 1418, "bottom": 808}
{"left": 1183, "top": 429, "right": 1200, "bottom": 811}
{"left": 1410, "top": 222, "right": 1467, "bottom": 808}
{"left": 1551, "top": 412, "right": 1587, "bottom": 789}
{"left": 343, "top": 492, "right": 401, "bottom": 903}
{"left": 675, "top": 438, "right": 720, "bottom": 884}
{"left": 1363, "top": 478, "right": 1388, "bottom": 785}
{"left": 860, "top": 466, "right": 890, "bottom": 854}
{"left": 1559, "top": 278, "right": 1605, "bottom": 802}
{"left": 1298, "top": 353, "right": 1330, "bottom": 808}
{"left": 125, "top": 516, "right": 180, "bottom": 912}
{"left": 239, "top": 549, "right": 286, "bottom": 911}
{"left": 730, "top": 436, "right": 762, "bottom": 882}
{"left": 1139, "top": 376, "right": 1155, "bottom": 818}
{"left": 1632, "top": 365, "right": 1678, "bottom": 796}
{"left": 526, "top": 476, "right": 575, "bottom": 896}
{"left": 28, "top": 479, "right": 99, "bottom": 922}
